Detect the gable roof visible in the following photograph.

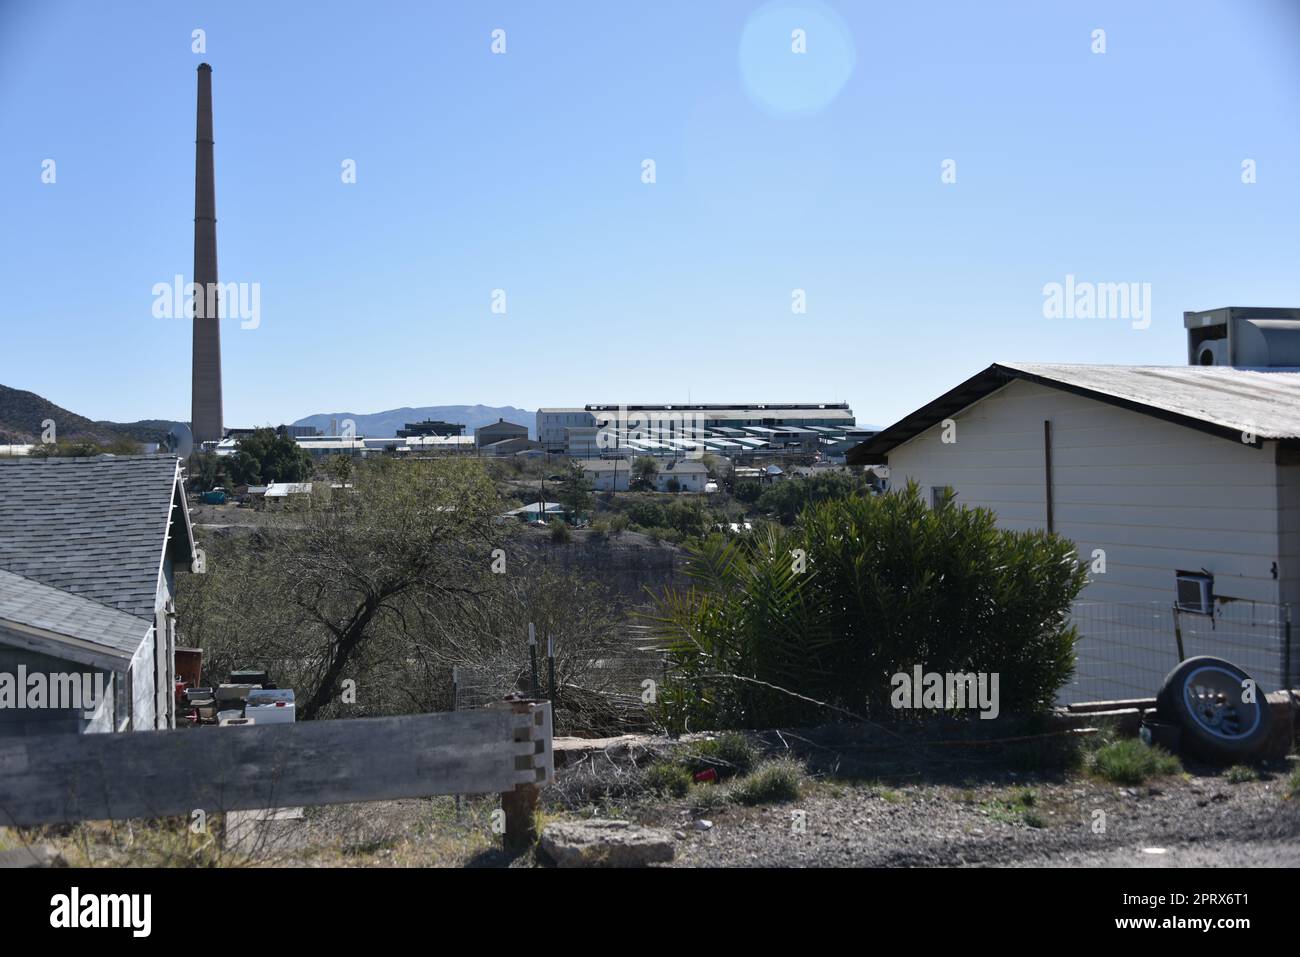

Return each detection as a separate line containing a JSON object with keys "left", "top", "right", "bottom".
{"left": 849, "top": 363, "right": 1300, "bottom": 465}
{"left": 0, "top": 568, "right": 147, "bottom": 669}
{"left": 0, "top": 455, "right": 194, "bottom": 620}
{"left": 663, "top": 459, "right": 708, "bottom": 473}
{"left": 580, "top": 459, "right": 626, "bottom": 472}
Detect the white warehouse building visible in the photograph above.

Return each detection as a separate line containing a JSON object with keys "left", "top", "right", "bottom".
{"left": 537, "top": 403, "right": 858, "bottom": 458}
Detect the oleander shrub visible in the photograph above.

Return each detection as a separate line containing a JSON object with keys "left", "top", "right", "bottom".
{"left": 652, "top": 482, "right": 1087, "bottom": 731}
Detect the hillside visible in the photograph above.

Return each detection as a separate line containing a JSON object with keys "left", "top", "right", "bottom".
{"left": 0, "top": 385, "right": 181, "bottom": 445}
{"left": 293, "top": 405, "right": 536, "bottom": 438}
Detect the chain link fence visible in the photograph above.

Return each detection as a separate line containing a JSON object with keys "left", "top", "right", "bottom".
{"left": 1065, "top": 601, "right": 1296, "bottom": 705}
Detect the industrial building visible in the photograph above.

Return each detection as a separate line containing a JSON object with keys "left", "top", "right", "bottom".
{"left": 397, "top": 420, "right": 465, "bottom": 438}
{"left": 538, "top": 403, "right": 863, "bottom": 460}
{"left": 474, "top": 419, "right": 538, "bottom": 456}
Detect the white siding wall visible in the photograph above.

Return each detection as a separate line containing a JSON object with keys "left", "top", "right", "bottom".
{"left": 884, "top": 379, "right": 1288, "bottom": 702}
{"left": 1278, "top": 463, "right": 1300, "bottom": 688}
{"left": 1279, "top": 463, "right": 1300, "bottom": 607}
{"left": 886, "top": 379, "right": 1282, "bottom": 605}
{"left": 582, "top": 468, "right": 630, "bottom": 491}
{"left": 130, "top": 633, "right": 156, "bottom": 730}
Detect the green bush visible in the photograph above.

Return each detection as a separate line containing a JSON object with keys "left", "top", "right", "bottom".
{"left": 549, "top": 520, "right": 571, "bottom": 543}
{"left": 1288, "top": 765, "right": 1300, "bottom": 799}
{"left": 640, "top": 762, "right": 693, "bottom": 798}
{"left": 1088, "top": 739, "right": 1181, "bottom": 784}
{"left": 652, "top": 482, "right": 1088, "bottom": 731}
{"left": 626, "top": 500, "right": 666, "bottom": 529}
{"left": 729, "top": 759, "right": 803, "bottom": 805}
{"left": 756, "top": 471, "right": 869, "bottom": 523}
{"left": 1224, "top": 764, "right": 1259, "bottom": 784}
{"left": 683, "top": 733, "right": 758, "bottom": 779}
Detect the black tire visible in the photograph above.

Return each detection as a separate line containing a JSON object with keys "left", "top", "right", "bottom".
{"left": 1155, "top": 656, "right": 1272, "bottom": 763}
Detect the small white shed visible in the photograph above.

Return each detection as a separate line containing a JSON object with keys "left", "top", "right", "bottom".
{"left": 851, "top": 362, "right": 1300, "bottom": 702}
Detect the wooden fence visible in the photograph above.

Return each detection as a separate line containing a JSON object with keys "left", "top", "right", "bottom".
{"left": 0, "top": 698, "right": 553, "bottom": 849}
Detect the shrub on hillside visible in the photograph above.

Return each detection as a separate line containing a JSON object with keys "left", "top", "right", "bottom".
{"left": 756, "top": 471, "right": 869, "bottom": 523}
{"left": 651, "top": 482, "right": 1088, "bottom": 730}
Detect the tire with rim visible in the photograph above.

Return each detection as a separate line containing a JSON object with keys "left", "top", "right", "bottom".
{"left": 1155, "top": 656, "right": 1272, "bottom": 763}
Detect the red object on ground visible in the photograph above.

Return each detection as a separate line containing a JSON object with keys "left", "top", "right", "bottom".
{"left": 694, "top": 768, "right": 718, "bottom": 784}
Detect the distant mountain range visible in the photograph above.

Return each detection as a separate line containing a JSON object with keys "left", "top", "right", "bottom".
{"left": 0, "top": 387, "right": 536, "bottom": 446}
{"left": 0, "top": 385, "right": 182, "bottom": 446}
{"left": 292, "top": 405, "right": 536, "bottom": 438}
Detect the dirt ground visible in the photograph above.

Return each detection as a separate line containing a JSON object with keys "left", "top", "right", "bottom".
{"left": 550, "top": 725, "right": 1300, "bottom": 868}
{"left": 655, "top": 771, "right": 1300, "bottom": 868}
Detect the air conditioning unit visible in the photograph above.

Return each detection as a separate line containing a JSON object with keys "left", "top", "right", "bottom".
{"left": 1175, "top": 572, "right": 1213, "bottom": 614}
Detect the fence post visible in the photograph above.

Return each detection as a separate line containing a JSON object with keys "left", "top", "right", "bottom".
{"left": 1171, "top": 604, "right": 1186, "bottom": 662}
{"left": 546, "top": 632, "right": 557, "bottom": 705}
{"left": 498, "top": 697, "right": 551, "bottom": 853}
{"left": 528, "top": 623, "right": 540, "bottom": 697}
{"left": 1284, "top": 605, "right": 1293, "bottom": 695}
{"left": 452, "top": 665, "right": 462, "bottom": 820}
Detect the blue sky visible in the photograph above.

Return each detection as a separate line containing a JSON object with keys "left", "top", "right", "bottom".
{"left": 1, "top": 0, "right": 1297, "bottom": 429}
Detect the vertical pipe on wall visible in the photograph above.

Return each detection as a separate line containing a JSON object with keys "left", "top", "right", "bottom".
{"left": 1043, "top": 419, "right": 1054, "bottom": 534}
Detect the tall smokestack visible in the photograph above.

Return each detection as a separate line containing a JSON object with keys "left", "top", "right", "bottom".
{"left": 191, "top": 62, "right": 223, "bottom": 444}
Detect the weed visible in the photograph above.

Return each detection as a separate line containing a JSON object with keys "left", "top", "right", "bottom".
{"left": 1224, "top": 765, "right": 1259, "bottom": 784}
{"left": 1088, "top": 739, "right": 1181, "bottom": 785}
{"left": 729, "top": 759, "right": 803, "bottom": 806}
{"left": 683, "top": 733, "right": 758, "bottom": 779}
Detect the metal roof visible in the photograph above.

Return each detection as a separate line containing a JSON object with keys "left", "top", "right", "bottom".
{"left": 0, "top": 568, "right": 146, "bottom": 667}
{"left": 264, "top": 482, "right": 313, "bottom": 497}
{"left": 0, "top": 455, "right": 192, "bottom": 620}
{"left": 848, "top": 363, "right": 1300, "bottom": 465}
{"left": 506, "top": 501, "right": 565, "bottom": 515}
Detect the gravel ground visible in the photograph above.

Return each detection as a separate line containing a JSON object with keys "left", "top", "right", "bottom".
{"left": 541, "top": 721, "right": 1300, "bottom": 868}
{"left": 650, "top": 764, "right": 1300, "bottom": 868}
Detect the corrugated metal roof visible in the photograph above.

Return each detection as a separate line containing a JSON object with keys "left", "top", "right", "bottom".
{"left": 848, "top": 363, "right": 1300, "bottom": 465}
{"left": 264, "top": 482, "right": 313, "bottom": 497}
{"left": 1002, "top": 363, "right": 1300, "bottom": 439}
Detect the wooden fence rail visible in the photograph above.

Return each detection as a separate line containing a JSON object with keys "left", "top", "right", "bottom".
{"left": 0, "top": 699, "right": 553, "bottom": 847}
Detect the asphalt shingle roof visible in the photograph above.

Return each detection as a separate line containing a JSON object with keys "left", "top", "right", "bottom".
{"left": 0, "top": 455, "right": 185, "bottom": 621}
{"left": 0, "top": 568, "right": 146, "bottom": 660}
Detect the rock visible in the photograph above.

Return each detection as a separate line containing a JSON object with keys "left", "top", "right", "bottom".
{"left": 694, "top": 819, "right": 713, "bottom": 831}
{"left": 540, "top": 819, "right": 674, "bottom": 868}
{"left": 0, "top": 844, "right": 66, "bottom": 868}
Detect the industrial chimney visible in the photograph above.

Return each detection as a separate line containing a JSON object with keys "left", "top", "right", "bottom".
{"left": 191, "top": 63, "right": 224, "bottom": 444}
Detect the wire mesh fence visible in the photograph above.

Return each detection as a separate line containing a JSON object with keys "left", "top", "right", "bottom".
{"left": 452, "top": 649, "right": 670, "bottom": 736}
{"left": 1065, "top": 601, "right": 1295, "bottom": 705}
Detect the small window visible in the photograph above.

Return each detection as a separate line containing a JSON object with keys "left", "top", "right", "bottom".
{"left": 930, "top": 485, "right": 954, "bottom": 509}
{"left": 1176, "top": 572, "right": 1213, "bottom": 614}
